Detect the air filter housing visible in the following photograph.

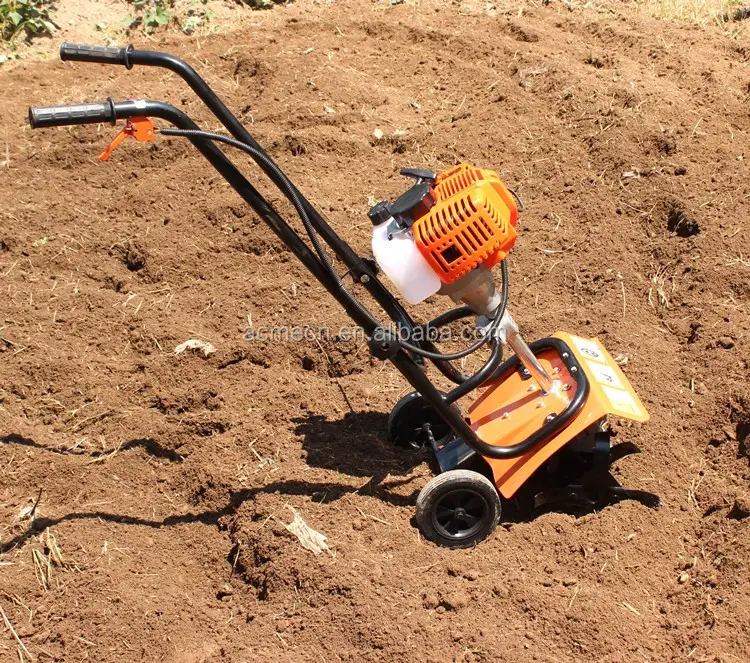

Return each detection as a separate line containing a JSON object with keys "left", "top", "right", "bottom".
{"left": 411, "top": 164, "right": 518, "bottom": 284}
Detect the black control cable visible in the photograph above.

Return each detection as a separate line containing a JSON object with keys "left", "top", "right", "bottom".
{"left": 397, "top": 260, "right": 509, "bottom": 361}
{"left": 160, "top": 128, "right": 331, "bottom": 273}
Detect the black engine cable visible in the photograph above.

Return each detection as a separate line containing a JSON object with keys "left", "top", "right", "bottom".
{"left": 398, "top": 260, "right": 509, "bottom": 361}
{"left": 160, "top": 128, "right": 335, "bottom": 279}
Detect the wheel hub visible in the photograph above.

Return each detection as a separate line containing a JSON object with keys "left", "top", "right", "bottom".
{"left": 433, "top": 488, "right": 488, "bottom": 540}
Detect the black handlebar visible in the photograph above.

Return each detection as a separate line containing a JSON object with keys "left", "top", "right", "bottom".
{"left": 60, "top": 42, "right": 132, "bottom": 68}
{"left": 28, "top": 99, "right": 116, "bottom": 129}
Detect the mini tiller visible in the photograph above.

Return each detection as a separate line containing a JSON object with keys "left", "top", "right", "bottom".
{"left": 28, "top": 43, "right": 659, "bottom": 548}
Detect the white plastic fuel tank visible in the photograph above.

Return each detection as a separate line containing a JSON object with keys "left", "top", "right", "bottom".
{"left": 371, "top": 217, "right": 441, "bottom": 305}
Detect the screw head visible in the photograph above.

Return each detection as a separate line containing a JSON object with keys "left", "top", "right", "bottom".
{"left": 562, "top": 352, "right": 569, "bottom": 358}
{"left": 571, "top": 366, "right": 578, "bottom": 373}
{"left": 536, "top": 401, "right": 544, "bottom": 408}
{"left": 360, "top": 274, "right": 371, "bottom": 284}
{"left": 563, "top": 383, "right": 572, "bottom": 391}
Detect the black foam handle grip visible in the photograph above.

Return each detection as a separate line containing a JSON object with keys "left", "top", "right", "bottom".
{"left": 28, "top": 101, "right": 115, "bottom": 129}
{"left": 59, "top": 42, "right": 131, "bottom": 67}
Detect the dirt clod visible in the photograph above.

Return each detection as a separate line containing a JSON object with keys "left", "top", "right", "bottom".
{"left": 655, "top": 134, "right": 677, "bottom": 155}
{"left": 728, "top": 496, "right": 750, "bottom": 520}
{"left": 442, "top": 590, "right": 470, "bottom": 611}
{"left": 717, "top": 336, "right": 735, "bottom": 349}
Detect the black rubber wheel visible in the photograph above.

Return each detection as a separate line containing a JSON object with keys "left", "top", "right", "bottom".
{"left": 415, "top": 470, "right": 502, "bottom": 548}
{"left": 387, "top": 392, "right": 453, "bottom": 449}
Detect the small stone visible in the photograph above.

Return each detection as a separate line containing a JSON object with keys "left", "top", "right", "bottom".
{"left": 372, "top": 128, "right": 384, "bottom": 141}
{"left": 717, "top": 337, "right": 735, "bottom": 349}
{"left": 562, "top": 578, "right": 578, "bottom": 587}
{"left": 728, "top": 496, "right": 750, "bottom": 520}
{"left": 435, "top": 605, "right": 446, "bottom": 614}
{"left": 463, "top": 570, "right": 479, "bottom": 581}
{"left": 351, "top": 518, "right": 364, "bottom": 531}
{"left": 678, "top": 571, "right": 690, "bottom": 584}
{"left": 422, "top": 592, "right": 439, "bottom": 609}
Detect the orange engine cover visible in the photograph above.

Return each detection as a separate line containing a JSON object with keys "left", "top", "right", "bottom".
{"left": 412, "top": 164, "right": 518, "bottom": 284}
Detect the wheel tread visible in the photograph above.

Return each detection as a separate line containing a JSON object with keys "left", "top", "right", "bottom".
{"left": 415, "top": 469, "right": 501, "bottom": 549}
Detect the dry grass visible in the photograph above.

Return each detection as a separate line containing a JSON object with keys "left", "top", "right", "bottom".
{"left": 31, "top": 529, "right": 69, "bottom": 592}
{"left": 0, "top": 600, "right": 32, "bottom": 662}
{"left": 647, "top": 265, "right": 676, "bottom": 311}
{"left": 633, "top": 0, "right": 744, "bottom": 23}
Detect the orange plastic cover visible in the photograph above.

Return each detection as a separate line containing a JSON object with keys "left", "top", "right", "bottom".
{"left": 468, "top": 332, "right": 649, "bottom": 499}
{"left": 412, "top": 164, "right": 518, "bottom": 284}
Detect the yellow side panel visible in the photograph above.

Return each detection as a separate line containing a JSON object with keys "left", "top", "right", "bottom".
{"left": 556, "top": 332, "right": 649, "bottom": 423}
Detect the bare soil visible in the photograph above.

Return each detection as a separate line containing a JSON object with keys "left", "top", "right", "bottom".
{"left": 1, "top": 1, "right": 749, "bottom": 661}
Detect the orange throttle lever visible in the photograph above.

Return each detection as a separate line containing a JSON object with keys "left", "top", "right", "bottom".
{"left": 99, "top": 117, "right": 155, "bottom": 161}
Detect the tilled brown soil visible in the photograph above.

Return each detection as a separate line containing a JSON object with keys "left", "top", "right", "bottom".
{"left": 1, "top": 1, "right": 749, "bottom": 661}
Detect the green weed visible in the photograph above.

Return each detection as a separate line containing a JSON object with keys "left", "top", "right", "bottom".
{"left": 126, "top": 0, "right": 173, "bottom": 33}
{"left": 0, "top": 0, "right": 56, "bottom": 44}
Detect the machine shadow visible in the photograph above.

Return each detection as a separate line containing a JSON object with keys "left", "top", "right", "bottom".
{"left": 0, "top": 477, "right": 420, "bottom": 553}
{"left": 1, "top": 433, "right": 183, "bottom": 462}
{"left": 291, "top": 410, "right": 428, "bottom": 507}
{"left": 0, "top": 419, "right": 425, "bottom": 552}
{"left": 291, "top": 410, "right": 426, "bottom": 479}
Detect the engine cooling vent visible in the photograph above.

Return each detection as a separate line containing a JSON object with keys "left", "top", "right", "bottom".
{"left": 412, "top": 164, "right": 518, "bottom": 284}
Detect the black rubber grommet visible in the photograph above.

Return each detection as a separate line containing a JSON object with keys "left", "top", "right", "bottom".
{"left": 124, "top": 44, "right": 134, "bottom": 70}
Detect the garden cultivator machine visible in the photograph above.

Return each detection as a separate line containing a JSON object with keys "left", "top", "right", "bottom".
{"left": 28, "top": 43, "right": 659, "bottom": 548}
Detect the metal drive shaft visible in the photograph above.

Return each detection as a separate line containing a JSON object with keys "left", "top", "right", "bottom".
{"left": 494, "top": 310, "right": 555, "bottom": 393}
{"left": 505, "top": 327, "right": 554, "bottom": 393}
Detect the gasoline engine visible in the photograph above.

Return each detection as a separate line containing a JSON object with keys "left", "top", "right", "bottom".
{"left": 369, "top": 164, "right": 553, "bottom": 392}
